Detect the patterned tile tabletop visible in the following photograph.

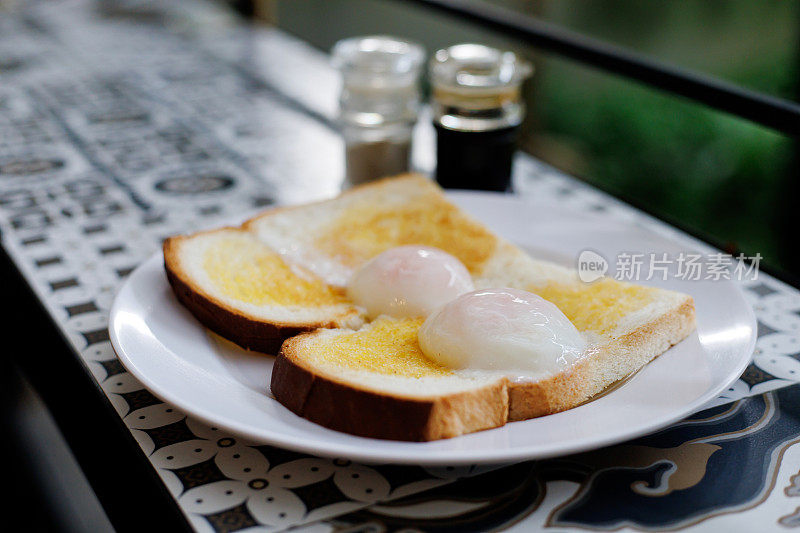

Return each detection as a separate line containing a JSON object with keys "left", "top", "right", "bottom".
{"left": 2, "top": 1, "right": 800, "bottom": 531}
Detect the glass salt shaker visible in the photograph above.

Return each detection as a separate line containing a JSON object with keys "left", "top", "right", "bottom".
{"left": 430, "top": 44, "right": 533, "bottom": 191}
{"left": 332, "top": 36, "right": 425, "bottom": 187}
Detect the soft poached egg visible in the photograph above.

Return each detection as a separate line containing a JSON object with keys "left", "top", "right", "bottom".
{"left": 347, "top": 246, "right": 475, "bottom": 319}
{"left": 418, "top": 288, "right": 587, "bottom": 378}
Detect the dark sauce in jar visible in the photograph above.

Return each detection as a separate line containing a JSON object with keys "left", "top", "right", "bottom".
{"left": 430, "top": 44, "right": 531, "bottom": 193}
{"left": 434, "top": 123, "right": 518, "bottom": 192}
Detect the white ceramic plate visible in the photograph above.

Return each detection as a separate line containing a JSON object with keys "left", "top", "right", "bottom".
{"left": 109, "top": 191, "right": 756, "bottom": 465}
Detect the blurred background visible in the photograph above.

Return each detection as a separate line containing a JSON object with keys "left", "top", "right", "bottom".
{"left": 240, "top": 0, "right": 799, "bottom": 278}
{"left": 1, "top": 0, "right": 797, "bottom": 277}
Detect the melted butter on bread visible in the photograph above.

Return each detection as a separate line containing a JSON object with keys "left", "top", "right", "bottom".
{"left": 314, "top": 194, "right": 497, "bottom": 274}
{"left": 203, "top": 235, "right": 348, "bottom": 307}
{"left": 313, "top": 317, "right": 452, "bottom": 378}
{"left": 531, "top": 278, "right": 656, "bottom": 335}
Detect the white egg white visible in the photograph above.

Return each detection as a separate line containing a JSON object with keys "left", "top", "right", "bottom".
{"left": 418, "top": 288, "right": 588, "bottom": 378}
{"left": 347, "top": 246, "right": 474, "bottom": 319}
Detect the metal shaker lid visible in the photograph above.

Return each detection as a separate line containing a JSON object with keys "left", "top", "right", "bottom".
{"left": 430, "top": 44, "right": 532, "bottom": 110}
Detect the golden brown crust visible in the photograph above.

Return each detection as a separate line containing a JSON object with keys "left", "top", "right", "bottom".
{"left": 163, "top": 234, "right": 359, "bottom": 354}
{"left": 271, "top": 333, "right": 509, "bottom": 441}
{"left": 507, "top": 296, "right": 696, "bottom": 420}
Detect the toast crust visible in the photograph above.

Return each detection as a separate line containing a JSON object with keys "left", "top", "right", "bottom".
{"left": 272, "top": 332, "right": 509, "bottom": 441}
{"left": 163, "top": 232, "right": 361, "bottom": 354}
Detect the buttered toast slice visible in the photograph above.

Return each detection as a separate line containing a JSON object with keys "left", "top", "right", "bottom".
{"left": 273, "top": 280, "right": 694, "bottom": 439}
{"left": 164, "top": 229, "right": 363, "bottom": 353}
{"left": 273, "top": 318, "right": 508, "bottom": 441}
{"left": 244, "top": 174, "right": 502, "bottom": 286}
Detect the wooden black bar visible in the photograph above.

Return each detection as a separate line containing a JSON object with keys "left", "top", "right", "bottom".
{"left": 399, "top": 0, "right": 800, "bottom": 137}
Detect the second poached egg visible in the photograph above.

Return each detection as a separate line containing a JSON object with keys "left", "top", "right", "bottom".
{"left": 418, "top": 288, "right": 588, "bottom": 378}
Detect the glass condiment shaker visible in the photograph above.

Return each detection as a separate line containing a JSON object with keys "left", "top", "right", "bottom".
{"left": 430, "top": 44, "right": 533, "bottom": 191}
{"left": 332, "top": 36, "right": 425, "bottom": 187}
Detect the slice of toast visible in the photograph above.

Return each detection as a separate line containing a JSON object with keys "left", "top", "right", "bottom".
{"left": 165, "top": 174, "right": 696, "bottom": 440}
{"left": 164, "top": 228, "right": 363, "bottom": 353}
{"left": 244, "top": 174, "right": 503, "bottom": 286}
{"left": 272, "top": 281, "right": 694, "bottom": 438}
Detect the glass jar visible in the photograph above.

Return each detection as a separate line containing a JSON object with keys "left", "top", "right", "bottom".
{"left": 430, "top": 44, "right": 533, "bottom": 191}
{"left": 332, "top": 36, "right": 425, "bottom": 186}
